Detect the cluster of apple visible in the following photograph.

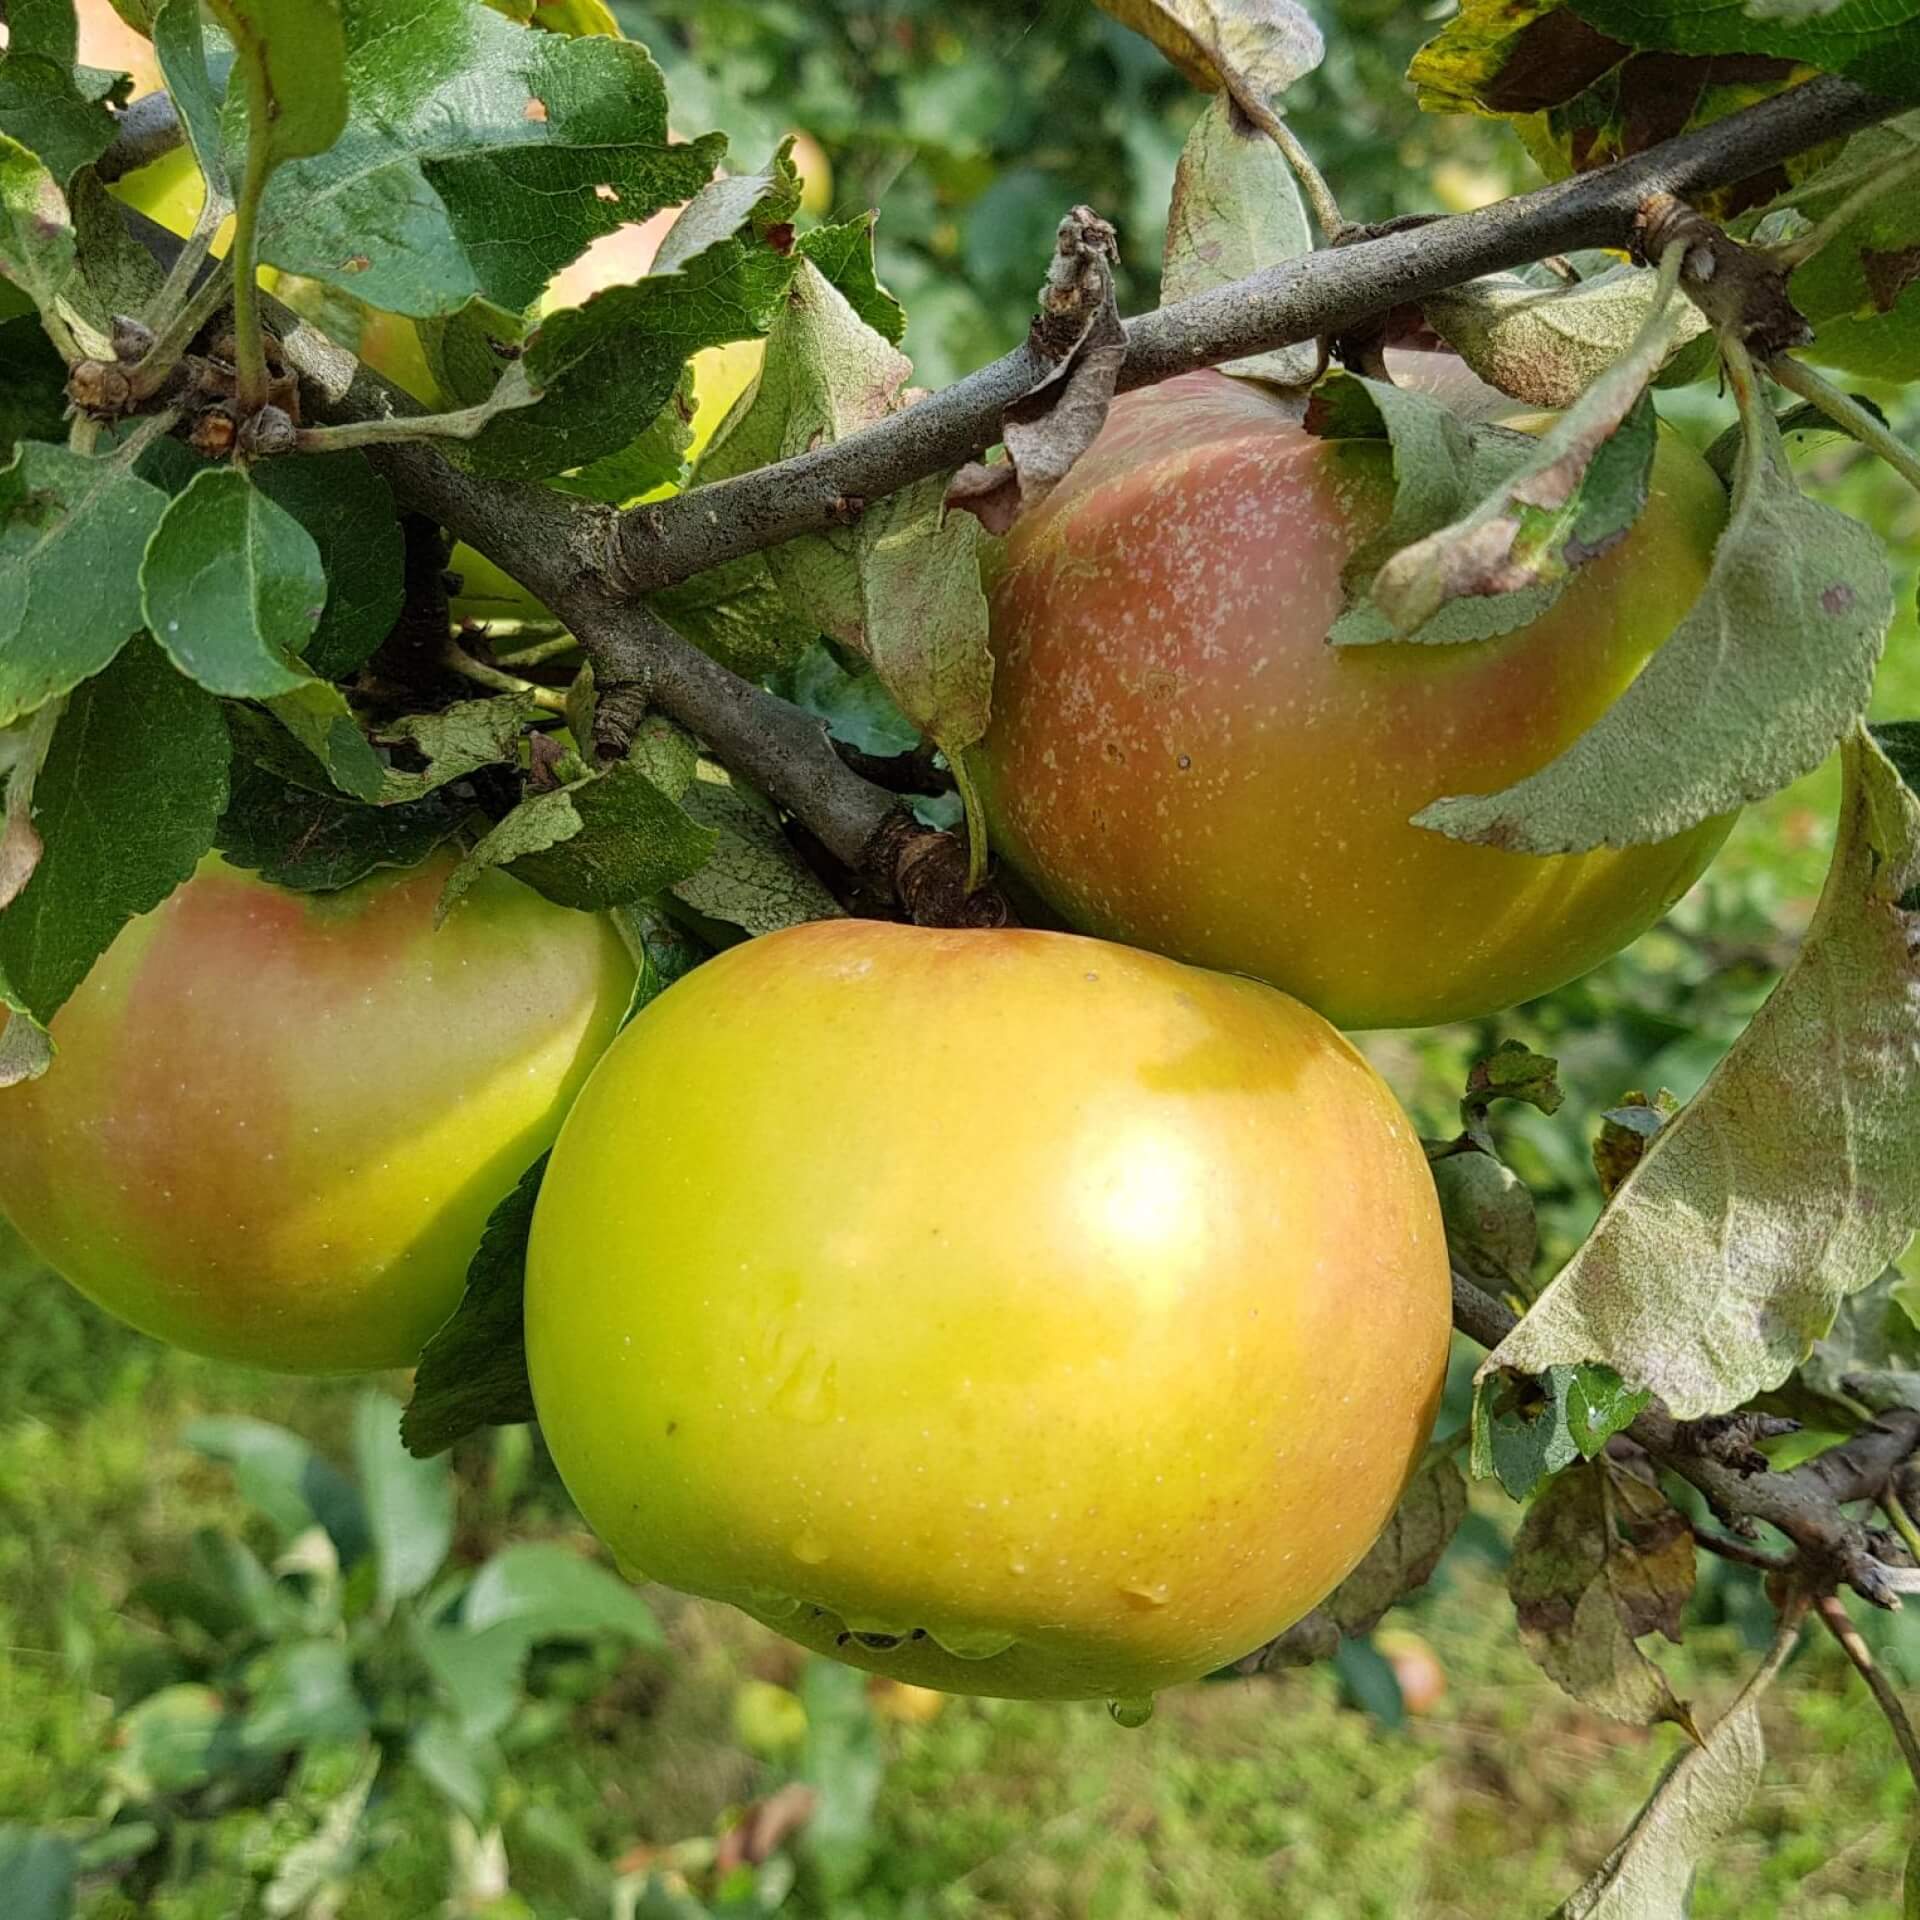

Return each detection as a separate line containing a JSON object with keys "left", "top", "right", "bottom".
{"left": 3, "top": 25, "right": 1731, "bottom": 1698}
{"left": 0, "top": 353, "right": 1728, "bottom": 1702}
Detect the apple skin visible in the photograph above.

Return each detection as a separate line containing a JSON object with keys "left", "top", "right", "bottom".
{"left": 525, "top": 918, "right": 1449, "bottom": 1701}
{"left": 0, "top": 853, "right": 634, "bottom": 1373}
{"left": 977, "top": 369, "right": 1733, "bottom": 1030}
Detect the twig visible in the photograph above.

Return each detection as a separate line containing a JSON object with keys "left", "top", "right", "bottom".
{"left": 1451, "top": 1267, "right": 1920, "bottom": 1608}
{"left": 1887, "top": 1488, "right": 1920, "bottom": 1564}
{"left": 1691, "top": 1524, "right": 1794, "bottom": 1575}
{"left": 609, "top": 72, "right": 1895, "bottom": 593}
{"left": 1816, "top": 1592, "right": 1920, "bottom": 1791}
{"left": 1768, "top": 353, "right": 1920, "bottom": 495}
{"left": 487, "top": 631, "right": 577, "bottom": 666}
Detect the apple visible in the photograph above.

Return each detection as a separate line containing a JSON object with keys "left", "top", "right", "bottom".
{"left": 976, "top": 369, "right": 1733, "bottom": 1030}
{"left": 525, "top": 919, "right": 1450, "bottom": 1702}
{"left": 0, "top": 852, "right": 634, "bottom": 1372}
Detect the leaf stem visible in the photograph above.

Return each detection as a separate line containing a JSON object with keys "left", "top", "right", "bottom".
{"left": 1238, "top": 95, "right": 1345, "bottom": 244}
{"left": 227, "top": 77, "right": 276, "bottom": 414}
{"left": 140, "top": 184, "right": 232, "bottom": 351}
{"left": 1768, "top": 144, "right": 1920, "bottom": 272}
{"left": 1768, "top": 353, "right": 1920, "bottom": 497}
{"left": 1816, "top": 1592, "right": 1920, "bottom": 1791}
{"left": 292, "top": 400, "right": 525, "bottom": 454}
{"left": 488, "top": 631, "right": 578, "bottom": 666}
{"left": 440, "top": 641, "right": 568, "bottom": 713}
{"left": 1886, "top": 1487, "right": 1920, "bottom": 1565}
{"left": 128, "top": 267, "right": 231, "bottom": 400}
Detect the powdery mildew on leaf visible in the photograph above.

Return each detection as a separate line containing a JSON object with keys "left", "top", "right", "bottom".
{"left": 1095, "top": 0, "right": 1324, "bottom": 102}
{"left": 1486, "top": 728, "right": 1920, "bottom": 1418}
{"left": 1423, "top": 265, "right": 1711, "bottom": 410}
{"left": 673, "top": 769, "right": 842, "bottom": 936}
{"left": 1418, "top": 389, "right": 1894, "bottom": 853}
{"left": 1508, "top": 1462, "right": 1695, "bottom": 1729}
{"left": 1161, "top": 91, "right": 1317, "bottom": 388}
{"left": 1323, "top": 1453, "right": 1468, "bottom": 1637}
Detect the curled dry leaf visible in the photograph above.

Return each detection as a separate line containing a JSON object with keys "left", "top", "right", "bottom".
{"left": 1484, "top": 727, "right": 1920, "bottom": 1419}
{"left": 1508, "top": 1460, "right": 1697, "bottom": 1731}
{"left": 946, "top": 208, "right": 1125, "bottom": 537}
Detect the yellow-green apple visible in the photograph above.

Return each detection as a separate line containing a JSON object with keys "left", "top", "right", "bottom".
{"left": 0, "top": 852, "right": 633, "bottom": 1371}
{"left": 525, "top": 919, "right": 1449, "bottom": 1701}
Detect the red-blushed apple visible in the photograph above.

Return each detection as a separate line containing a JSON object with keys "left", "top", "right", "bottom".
{"left": 977, "top": 369, "right": 1733, "bottom": 1030}
{"left": 525, "top": 918, "right": 1450, "bottom": 1702}
{"left": 0, "top": 852, "right": 634, "bottom": 1372}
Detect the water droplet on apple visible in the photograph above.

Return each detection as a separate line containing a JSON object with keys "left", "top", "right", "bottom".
{"left": 1120, "top": 1580, "right": 1170, "bottom": 1609}
{"left": 790, "top": 1531, "right": 830, "bottom": 1566}
{"left": 927, "top": 1624, "right": 1018, "bottom": 1662}
{"left": 1108, "top": 1695, "right": 1154, "bottom": 1729}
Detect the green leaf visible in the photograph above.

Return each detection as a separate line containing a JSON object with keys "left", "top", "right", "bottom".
{"left": 1877, "top": 719, "right": 1920, "bottom": 797}
{"left": 251, "top": 452, "right": 404, "bottom": 678}
{"left": 1484, "top": 727, "right": 1920, "bottom": 1417}
{"left": 648, "top": 549, "right": 815, "bottom": 680}
{"left": 1368, "top": 368, "right": 1666, "bottom": 643}
{"left": 798, "top": 1659, "right": 883, "bottom": 1899}
{"left": 1770, "top": 113, "right": 1920, "bottom": 381}
{"left": 353, "top": 1390, "right": 454, "bottom": 1610}
{"left": 455, "top": 146, "right": 802, "bottom": 482}
{"left": 1323, "top": 1452, "right": 1468, "bottom": 1637}
{"left": 251, "top": 0, "right": 725, "bottom": 319}
{"left": 1509, "top": 1461, "right": 1696, "bottom": 1730}
{"left": 185, "top": 1414, "right": 372, "bottom": 1566}
{"left": 609, "top": 896, "right": 708, "bottom": 1026}
{"left": 1423, "top": 265, "right": 1713, "bottom": 410}
{"left": 0, "top": 1827, "right": 76, "bottom": 1920}
{"left": 1332, "top": 1637, "right": 1405, "bottom": 1727}
{"left": 463, "top": 1543, "right": 662, "bottom": 1646}
{"left": 208, "top": 0, "right": 349, "bottom": 172}
{"left": 216, "top": 754, "right": 468, "bottom": 892}
{"left": 1417, "top": 390, "right": 1892, "bottom": 853}
{"left": 1470, "top": 1366, "right": 1583, "bottom": 1499}
{"left": 239, "top": 1639, "right": 369, "bottom": 1755}
{"left": 153, "top": 0, "right": 235, "bottom": 201}
{"left": 268, "top": 685, "right": 537, "bottom": 807}
{"left": 139, "top": 468, "right": 327, "bottom": 697}
{"left": 736, "top": 258, "right": 992, "bottom": 755}
{"left": 0, "top": 701, "right": 58, "bottom": 910}
{"left": 266, "top": 680, "right": 389, "bottom": 801}
{"left": 504, "top": 759, "right": 718, "bottom": 911}
{"left": 0, "top": 440, "right": 171, "bottom": 726}
{"left": 0, "top": 16, "right": 127, "bottom": 186}
{"left": 1570, "top": 0, "right": 1920, "bottom": 105}
{"left": 0, "top": 637, "right": 229, "bottom": 1032}
{"left": 0, "top": 317, "right": 68, "bottom": 460}
{"left": 0, "top": 133, "right": 74, "bottom": 318}
{"left": 64, "top": 169, "right": 166, "bottom": 333}
{"left": 1462, "top": 1037, "right": 1565, "bottom": 1150}
{"left": 1796, "top": 1264, "right": 1920, "bottom": 1423}
{"left": 111, "top": 1684, "right": 233, "bottom": 1795}
{"left": 1549, "top": 1616, "right": 1800, "bottom": 1917}
{"left": 1160, "top": 90, "right": 1316, "bottom": 388}
{"left": 797, "top": 214, "right": 906, "bottom": 345}
{"left": 778, "top": 639, "right": 921, "bottom": 759}
{"left": 1304, "top": 374, "right": 1560, "bottom": 649}
{"left": 552, "top": 371, "right": 694, "bottom": 505}
{"left": 401, "top": 1156, "right": 544, "bottom": 1458}
{"left": 1434, "top": 1149, "right": 1539, "bottom": 1295}
{"left": 409, "top": 1718, "right": 493, "bottom": 1824}
{"left": 672, "top": 770, "right": 842, "bottom": 937}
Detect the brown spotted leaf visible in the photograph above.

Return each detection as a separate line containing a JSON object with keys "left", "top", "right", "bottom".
{"left": 1509, "top": 1460, "right": 1696, "bottom": 1729}
{"left": 1593, "top": 1090, "right": 1679, "bottom": 1201}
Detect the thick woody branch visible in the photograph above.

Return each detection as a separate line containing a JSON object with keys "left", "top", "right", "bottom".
{"left": 609, "top": 73, "right": 1896, "bottom": 592}
{"left": 1453, "top": 1270, "right": 1920, "bottom": 1608}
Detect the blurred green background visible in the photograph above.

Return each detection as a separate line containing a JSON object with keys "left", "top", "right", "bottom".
{"left": 6, "top": 2, "right": 1920, "bottom": 1915}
